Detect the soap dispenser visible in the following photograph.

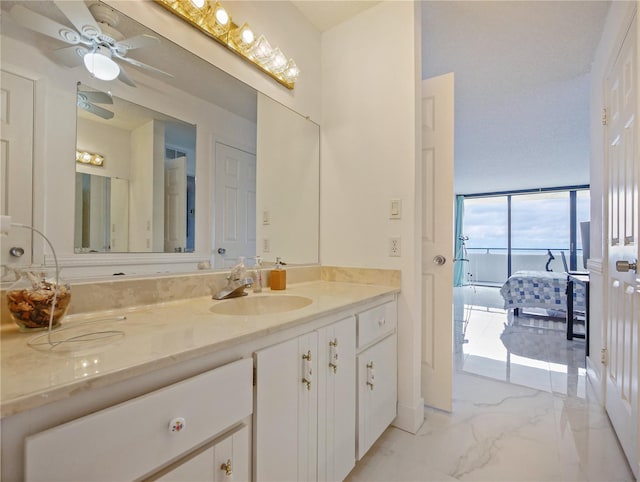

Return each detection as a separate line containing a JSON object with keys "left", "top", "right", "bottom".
{"left": 270, "top": 257, "right": 286, "bottom": 290}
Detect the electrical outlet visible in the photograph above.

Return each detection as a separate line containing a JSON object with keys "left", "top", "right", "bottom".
{"left": 263, "top": 238, "right": 270, "bottom": 253}
{"left": 389, "top": 237, "right": 401, "bottom": 257}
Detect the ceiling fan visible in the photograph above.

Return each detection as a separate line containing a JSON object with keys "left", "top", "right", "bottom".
{"left": 9, "top": 1, "right": 173, "bottom": 87}
{"left": 77, "top": 87, "right": 114, "bottom": 120}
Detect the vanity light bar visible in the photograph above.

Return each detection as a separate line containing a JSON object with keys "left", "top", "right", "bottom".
{"left": 76, "top": 150, "right": 105, "bottom": 167}
{"left": 153, "top": 0, "right": 299, "bottom": 90}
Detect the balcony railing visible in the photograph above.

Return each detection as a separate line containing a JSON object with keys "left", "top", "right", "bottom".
{"left": 459, "top": 248, "right": 585, "bottom": 285}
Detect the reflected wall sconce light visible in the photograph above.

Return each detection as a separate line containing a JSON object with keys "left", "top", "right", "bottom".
{"left": 76, "top": 150, "right": 105, "bottom": 167}
{"left": 154, "top": 0, "right": 300, "bottom": 89}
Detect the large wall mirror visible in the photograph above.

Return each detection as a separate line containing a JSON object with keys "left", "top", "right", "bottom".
{"left": 1, "top": 0, "right": 320, "bottom": 272}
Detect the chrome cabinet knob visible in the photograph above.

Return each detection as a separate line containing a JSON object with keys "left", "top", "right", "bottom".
{"left": 9, "top": 247, "right": 24, "bottom": 257}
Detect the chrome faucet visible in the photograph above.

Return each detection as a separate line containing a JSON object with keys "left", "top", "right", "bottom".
{"left": 212, "top": 260, "right": 253, "bottom": 300}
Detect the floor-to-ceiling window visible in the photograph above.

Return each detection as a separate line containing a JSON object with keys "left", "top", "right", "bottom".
{"left": 511, "top": 191, "right": 569, "bottom": 273}
{"left": 459, "top": 186, "right": 589, "bottom": 285}
{"left": 462, "top": 197, "right": 508, "bottom": 285}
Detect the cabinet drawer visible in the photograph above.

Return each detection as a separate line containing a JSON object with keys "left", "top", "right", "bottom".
{"left": 25, "top": 358, "right": 253, "bottom": 482}
{"left": 357, "top": 301, "right": 397, "bottom": 349}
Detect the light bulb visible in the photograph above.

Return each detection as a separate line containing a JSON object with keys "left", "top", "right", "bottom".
{"left": 283, "top": 59, "right": 300, "bottom": 83}
{"left": 250, "top": 35, "right": 273, "bottom": 63}
{"left": 205, "top": 2, "right": 230, "bottom": 36}
{"left": 214, "top": 5, "right": 229, "bottom": 25}
{"left": 265, "top": 47, "right": 287, "bottom": 74}
{"left": 190, "top": 0, "right": 205, "bottom": 7}
{"left": 83, "top": 48, "right": 120, "bottom": 81}
{"left": 231, "top": 23, "right": 255, "bottom": 51}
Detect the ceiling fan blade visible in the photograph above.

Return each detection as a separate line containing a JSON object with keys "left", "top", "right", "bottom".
{"left": 53, "top": 0, "right": 101, "bottom": 40}
{"left": 9, "top": 5, "right": 81, "bottom": 44}
{"left": 78, "top": 91, "right": 113, "bottom": 105}
{"left": 53, "top": 45, "right": 88, "bottom": 67}
{"left": 117, "top": 66, "right": 137, "bottom": 87}
{"left": 115, "top": 54, "right": 174, "bottom": 78}
{"left": 114, "top": 34, "right": 160, "bottom": 53}
{"left": 78, "top": 101, "right": 114, "bottom": 120}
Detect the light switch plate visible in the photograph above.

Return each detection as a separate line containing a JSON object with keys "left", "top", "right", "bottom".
{"left": 262, "top": 210, "right": 270, "bottom": 225}
{"left": 390, "top": 199, "right": 401, "bottom": 219}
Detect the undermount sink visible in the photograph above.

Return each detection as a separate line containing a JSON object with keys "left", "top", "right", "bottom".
{"left": 210, "top": 295, "right": 313, "bottom": 316}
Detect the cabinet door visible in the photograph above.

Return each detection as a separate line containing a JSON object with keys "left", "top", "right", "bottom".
{"left": 357, "top": 333, "right": 397, "bottom": 459}
{"left": 254, "top": 332, "right": 318, "bottom": 481}
{"left": 317, "top": 317, "right": 356, "bottom": 482}
{"left": 156, "top": 424, "right": 249, "bottom": 482}
{"left": 213, "top": 425, "right": 250, "bottom": 482}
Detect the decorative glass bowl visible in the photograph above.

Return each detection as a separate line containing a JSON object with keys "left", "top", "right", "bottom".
{"left": 6, "top": 271, "right": 71, "bottom": 332}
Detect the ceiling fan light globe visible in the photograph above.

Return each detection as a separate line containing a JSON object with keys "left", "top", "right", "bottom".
{"left": 84, "top": 51, "right": 120, "bottom": 81}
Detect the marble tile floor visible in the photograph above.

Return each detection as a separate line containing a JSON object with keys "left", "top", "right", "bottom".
{"left": 346, "top": 286, "right": 634, "bottom": 481}
{"left": 454, "top": 285, "right": 587, "bottom": 396}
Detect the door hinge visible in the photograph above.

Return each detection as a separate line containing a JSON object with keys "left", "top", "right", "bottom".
{"left": 601, "top": 347, "right": 608, "bottom": 365}
{"left": 253, "top": 365, "right": 257, "bottom": 386}
{"left": 602, "top": 107, "right": 608, "bottom": 126}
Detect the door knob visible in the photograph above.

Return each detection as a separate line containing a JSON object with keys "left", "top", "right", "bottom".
{"left": 433, "top": 255, "right": 446, "bottom": 265}
{"left": 9, "top": 247, "right": 24, "bottom": 257}
{"left": 616, "top": 260, "right": 637, "bottom": 272}
{"left": 217, "top": 248, "right": 226, "bottom": 255}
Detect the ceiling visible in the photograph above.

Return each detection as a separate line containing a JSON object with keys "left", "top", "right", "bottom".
{"left": 294, "top": 0, "right": 610, "bottom": 194}
{"left": 291, "top": 1, "right": 380, "bottom": 31}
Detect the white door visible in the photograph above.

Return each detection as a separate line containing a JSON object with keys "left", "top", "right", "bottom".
{"left": 164, "top": 156, "right": 187, "bottom": 252}
{"left": 604, "top": 15, "right": 639, "bottom": 478}
{"left": 421, "top": 73, "right": 455, "bottom": 411}
{"left": 214, "top": 142, "right": 256, "bottom": 268}
{"left": 1, "top": 71, "right": 34, "bottom": 273}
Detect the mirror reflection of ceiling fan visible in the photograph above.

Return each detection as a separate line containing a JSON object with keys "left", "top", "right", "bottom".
{"left": 9, "top": 1, "right": 174, "bottom": 87}
{"left": 77, "top": 86, "right": 114, "bottom": 120}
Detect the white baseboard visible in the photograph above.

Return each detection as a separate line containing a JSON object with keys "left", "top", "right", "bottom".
{"left": 392, "top": 397, "right": 425, "bottom": 434}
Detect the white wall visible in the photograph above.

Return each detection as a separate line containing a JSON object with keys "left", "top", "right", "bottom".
{"left": 321, "top": 1, "right": 424, "bottom": 433}
{"left": 76, "top": 118, "right": 131, "bottom": 180}
{"left": 588, "top": 0, "right": 638, "bottom": 402}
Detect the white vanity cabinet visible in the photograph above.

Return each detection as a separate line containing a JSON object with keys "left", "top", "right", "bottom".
{"left": 253, "top": 316, "right": 356, "bottom": 482}
{"left": 24, "top": 358, "right": 253, "bottom": 482}
{"left": 356, "top": 302, "right": 398, "bottom": 460}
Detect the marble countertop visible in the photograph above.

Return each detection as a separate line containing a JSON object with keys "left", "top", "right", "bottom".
{"left": 1, "top": 281, "right": 398, "bottom": 418}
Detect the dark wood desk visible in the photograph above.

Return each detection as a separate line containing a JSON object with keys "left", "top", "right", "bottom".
{"left": 566, "top": 273, "right": 589, "bottom": 355}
